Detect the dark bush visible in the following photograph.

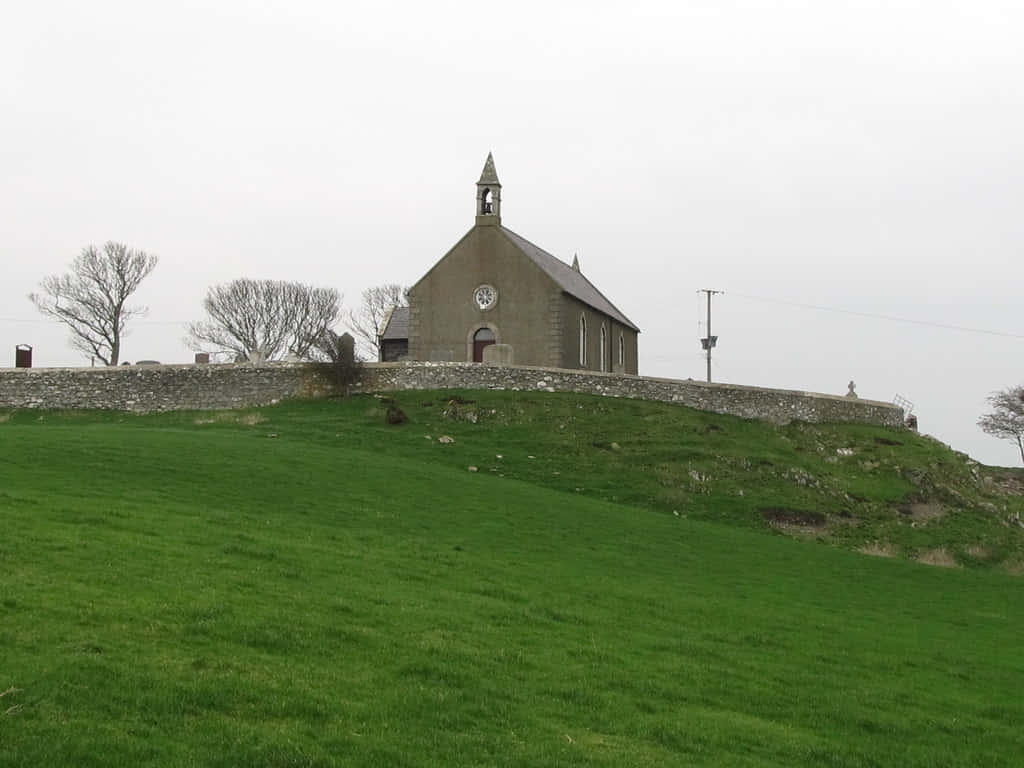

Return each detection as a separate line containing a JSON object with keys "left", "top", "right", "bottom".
{"left": 311, "top": 331, "right": 362, "bottom": 396}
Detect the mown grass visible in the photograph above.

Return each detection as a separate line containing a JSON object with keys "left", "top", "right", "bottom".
{"left": 1, "top": 393, "right": 1022, "bottom": 766}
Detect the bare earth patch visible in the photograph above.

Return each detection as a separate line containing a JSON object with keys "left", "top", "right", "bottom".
{"left": 916, "top": 548, "right": 960, "bottom": 568}
{"left": 760, "top": 507, "right": 826, "bottom": 527}
{"left": 237, "top": 413, "right": 267, "bottom": 426}
{"left": 898, "top": 501, "right": 946, "bottom": 523}
{"left": 768, "top": 521, "right": 829, "bottom": 539}
{"left": 1001, "top": 559, "right": 1024, "bottom": 576}
{"left": 760, "top": 508, "right": 829, "bottom": 539}
{"left": 858, "top": 541, "right": 899, "bottom": 558}
{"left": 966, "top": 545, "right": 991, "bottom": 560}
{"left": 0, "top": 413, "right": 10, "bottom": 423}
{"left": 991, "top": 473, "right": 1024, "bottom": 496}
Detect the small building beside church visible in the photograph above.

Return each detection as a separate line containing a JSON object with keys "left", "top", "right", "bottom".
{"left": 378, "top": 306, "right": 409, "bottom": 362}
{"left": 400, "top": 154, "right": 639, "bottom": 373}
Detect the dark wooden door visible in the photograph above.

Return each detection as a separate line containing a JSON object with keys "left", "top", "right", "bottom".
{"left": 472, "top": 328, "right": 496, "bottom": 362}
{"left": 473, "top": 339, "right": 495, "bottom": 362}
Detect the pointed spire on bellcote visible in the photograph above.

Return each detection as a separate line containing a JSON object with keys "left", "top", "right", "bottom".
{"left": 475, "top": 152, "right": 502, "bottom": 225}
{"left": 571, "top": 253, "right": 580, "bottom": 272}
{"left": 478, "top": 152, "right": 500, "bottom": 185}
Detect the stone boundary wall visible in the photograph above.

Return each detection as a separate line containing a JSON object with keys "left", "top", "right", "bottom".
{"left": 0, "top": 363, "right": 328, "bottom": 412}
{"left": 0, "top": 361, "right": 904, "bottom": 427}
{"left": 362, "top": 363, "right": 904, "bottom": 427}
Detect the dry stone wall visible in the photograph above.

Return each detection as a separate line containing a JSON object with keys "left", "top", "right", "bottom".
{"left": 360, "top": 363, "right": 904, "bottom": 427}
{"left": 0, "top": 361, "right": 904, "bottom": 427}
{"left": 0, "top": 363, "right": 329, "bottom": 412}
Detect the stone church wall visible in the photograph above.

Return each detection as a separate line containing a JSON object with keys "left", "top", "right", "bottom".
{"left": 0, "top": 361, "right": 904, "bottom": 427}
{"left": 408, "top": 226, "right": 558, "bottom": 366}
{"left": 560, "top": 294, "right": 638, "bottom": 375}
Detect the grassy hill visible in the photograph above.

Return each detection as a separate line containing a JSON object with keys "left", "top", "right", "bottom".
{"left": 1, "top": 391, "right": 1022, "bottom": 766}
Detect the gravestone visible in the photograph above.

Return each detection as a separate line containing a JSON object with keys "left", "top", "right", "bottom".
{"left": 339, "top": 332, "right": 356, "bottom": 365}
{"left": 483, "top": 343, "right": 514, "bottom": 366}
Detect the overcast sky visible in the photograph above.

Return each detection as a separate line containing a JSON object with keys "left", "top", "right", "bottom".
{"left": 2, "top": 0, "right": 1021, "bottom": 465}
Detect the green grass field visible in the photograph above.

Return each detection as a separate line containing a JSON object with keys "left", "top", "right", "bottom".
{"left": 1, "top": 392, "right": 1022, "bottom": 766}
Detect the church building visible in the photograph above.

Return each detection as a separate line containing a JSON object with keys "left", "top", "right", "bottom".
{"left": 390, "top": 154, "right": 639, "bottom": 373}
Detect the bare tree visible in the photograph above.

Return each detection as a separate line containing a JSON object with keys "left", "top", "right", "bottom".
{"left": 188, "top": 279, "right": 340, "bottom": 363}
{"left": 29, "top": 241, "right": 159, "bottom": 366}
{"left": 978, "top": 385, "right": 1024, "bottom": 465}
{"left": 347, "top": 283, "right": 408, "bottom": 358}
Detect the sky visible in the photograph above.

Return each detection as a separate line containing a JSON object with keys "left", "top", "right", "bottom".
{"left": 2, "top": 0, "right": 1021, "bottom": 466}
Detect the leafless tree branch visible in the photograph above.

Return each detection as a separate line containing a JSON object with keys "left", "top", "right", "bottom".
{"left": 978, "top": 385, "right": 1024, "bottom": 465}
{"left": 29, "top": 242, "right": 158, "bottom": 365}
{"left": 187, "top": 279, "right": 341, "bottom": 362}
{"left": 346, "top": 283, "right": 408, "bottom": 358}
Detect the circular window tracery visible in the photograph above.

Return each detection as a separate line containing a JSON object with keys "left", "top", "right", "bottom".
{"left": 473, "top": 284, "right": 497, "bottom": 311}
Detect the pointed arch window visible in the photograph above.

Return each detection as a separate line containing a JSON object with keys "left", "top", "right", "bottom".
{"left": 600, "top": 325, "right": 607, "bottom": 372}
{"left": 579, "top": 314, "right": 587, "bottom": 366}
{"left": 618, "top": 333, "right": 625, "bottom": 368}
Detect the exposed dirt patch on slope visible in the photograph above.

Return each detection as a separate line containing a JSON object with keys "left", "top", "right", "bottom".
{"left": 915, "top": 548, "right": 960, "bottom": 568}
{"left": 760, "top": 507, "right": 829, "bottom": 538}
{"left": 897, "top": 501, "right": 946, "bottom": 523}
{"left": 859, "top": 541, "right": 899, "bottom": 558}
{"left": 760, "top": 507, "right": 826, "bottom": 527}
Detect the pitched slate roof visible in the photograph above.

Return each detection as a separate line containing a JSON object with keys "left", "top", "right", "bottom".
{"left": 499, "top": 227, "right": 639, "bottom": 331}
{"left": 380, "top": 306, "right": 409, "bottom": 340}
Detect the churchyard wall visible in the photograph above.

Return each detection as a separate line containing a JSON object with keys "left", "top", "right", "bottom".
{"left": 0, "top": 363, "right": 329, "bottom": 412}
{"left": 0, "top": 361, "right": 904, "bottom": 427}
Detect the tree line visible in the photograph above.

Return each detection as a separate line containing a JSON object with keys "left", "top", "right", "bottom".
{"left": 29, "top": 241, "right": 406, "bottom": 366}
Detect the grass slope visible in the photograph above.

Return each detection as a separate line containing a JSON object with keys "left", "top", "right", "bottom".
{"left": 18, "top": 389, "right": 1016, "bottom": 568}
{"left": 1, "top": 393, "right": 1022, "bottom": 766}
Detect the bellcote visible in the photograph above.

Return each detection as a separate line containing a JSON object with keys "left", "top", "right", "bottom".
{"left": 475, "top": 152, "right": 501, "bottom": 226}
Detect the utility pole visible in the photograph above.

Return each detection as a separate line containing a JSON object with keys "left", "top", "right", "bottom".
{"left": 698, "top": 289, "right": 722, "bottom": 383}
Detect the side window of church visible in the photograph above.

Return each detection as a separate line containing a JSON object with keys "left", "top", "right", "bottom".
{"left": 579, "top": 315, "right": 587, "bottom": 366}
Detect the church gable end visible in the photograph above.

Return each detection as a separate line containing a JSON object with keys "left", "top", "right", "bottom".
{"left": 407, "top": 154, "right": 638, "bottom": 373}
{"left": 408, "top": 223, "right": 560, "bottom": 365}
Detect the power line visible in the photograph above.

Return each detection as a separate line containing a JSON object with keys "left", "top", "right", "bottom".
{"left": 729, "top": 292, "right": 1024, "bottom": 340}
{"left": 5, "top": 292, "right": 1019, "bottom": 342}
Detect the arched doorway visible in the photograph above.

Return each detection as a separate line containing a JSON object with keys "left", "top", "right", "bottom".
{"left": 472, "top": 327, "right": 496, "bottom": 362}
